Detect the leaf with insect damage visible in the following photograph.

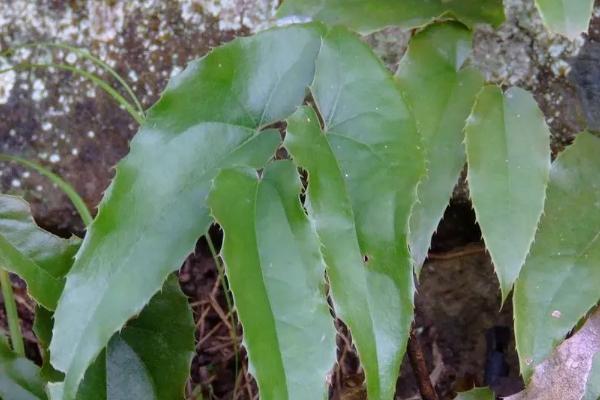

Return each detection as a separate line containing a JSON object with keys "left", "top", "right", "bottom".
{"left": 208, "top": 161, "right": 336, "bottom": 400}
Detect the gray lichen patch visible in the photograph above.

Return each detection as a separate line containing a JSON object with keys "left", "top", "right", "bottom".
{"left": 471, "top": 0, "right": 591, "bottom": 148}
{"left": 0, "top": 0, "right": 276, "bottom": 232}
{"left": 471, "top": 0, "right": 584, "bottom": 88}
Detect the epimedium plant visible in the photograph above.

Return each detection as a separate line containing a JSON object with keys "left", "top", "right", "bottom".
{"left": 0, "top": 0, "right": 599, "bottom": 400}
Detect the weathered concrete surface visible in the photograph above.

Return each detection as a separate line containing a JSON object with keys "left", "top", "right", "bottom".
{"left": 0, "top": 0, "right": 596, "bottom": 231}
{"left": 0, "top": 0, "right": 276, "bottom": 232}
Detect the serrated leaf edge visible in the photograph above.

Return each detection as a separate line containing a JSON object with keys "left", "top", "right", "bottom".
{"left": 464, "top": 86, "right": 551, "bottom": 305}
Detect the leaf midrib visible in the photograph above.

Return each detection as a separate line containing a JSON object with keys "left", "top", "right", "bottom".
{"left": 315, "top": 121, "right": 384, "bottom": 393}
{"left": 56, "top": 125, "right": 263, "bottom": 380}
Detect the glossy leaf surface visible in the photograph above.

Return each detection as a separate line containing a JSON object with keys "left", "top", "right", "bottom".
{"left": 535, "top": 0, "right": 594, "bottom": 39}
{"left": 397, "top": 22, "right": 484, "bottom": 271}
{"left": 302, "top": 28, "right": 422, "bottom": 399}
{"left": 0, "top": 195, "right": 79, "bottom": 309}
{"left": 514, "top": 132, "right": 600, "bottom": 379}
{"left": 0, "top": 337, "right": 47, "bottom": 400}
{"left": 285, "top": 27, "right": 423, "bottom": 396}
{"left": 48, "top": 275, "right": 195, "bottom": 400}
{"left": 465, "top": 86, "right": 551, "bottom": 301}
{"left": 277, "top": 0, "right": 505, "bottom": 33}
{"left": 49, "top": 23, "right": 324, "bottom": 399}
{"left": 209, "top": 161, "right": 336, "bottom": 400}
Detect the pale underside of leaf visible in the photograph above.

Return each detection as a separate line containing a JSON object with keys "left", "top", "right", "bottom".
{"left": 513, "top": 132, "right": 600, "bottom": 380}
{"left": 48, "top": 23, "right": 324, "bottom": 400}
{"left": 0, "top": 337, "right": 47, "bottom": 400}
{"left": 48, "top": 275, "right": 195, "bottom": 400}
{"left": 507, "top": 308, "right": 600, "bottom": 400}
{"left": 396, "top": 22, "right": 484, "bottom": 271}
{"left": 0, "top": 195, "right": 79, "bottom": 310}
{"left": 285, "top": 26, "right": 423, "bottom": 397}
{"left": 209, "top": 161, "right": 336, "bottom": 400}
{"left": 534, "top": 0, "right": 594, "bottom": 39}
{"left": 277, "top": 0, "right": 505, "bottom": 33}
{"left": 106, "top": 336, "right": 154, "bottom": 399}
{"left": 465, "top": 86, "right": 551, "bottom": 302}
{"left": 57, "top": 337, "right": 156, "bottom": 400}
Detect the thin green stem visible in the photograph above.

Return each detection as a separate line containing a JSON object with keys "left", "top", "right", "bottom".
{"left": 0, "top": 154, "right": 93, "bottom": 226}
{"left": 205, "top": 233, "right": 240, "bottom": 390}
{"left": 1, "top": 63, "right": 144, "bottom": 124}
{"left": 25, "top": 43, "right": 143, "bottom": 116}
{"left": 1, "top": 42, "right": 145, "bottom": 117}
{"left": 0, "top": 269, "right": 25, "bottom": 356}
{"left": 49, "top": 43, "right": 144, "bottom": 116}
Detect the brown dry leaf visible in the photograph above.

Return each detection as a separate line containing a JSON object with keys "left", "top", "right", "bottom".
{"left": 506, "top": 308, "right": 600, "bottom": 400}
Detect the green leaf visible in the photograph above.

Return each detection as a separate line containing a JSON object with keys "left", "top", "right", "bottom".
{"left": 583, "top": 352, "right": 600, "bottom": 400}
{"left": 535, "top": 0, "right": 594, "bottom": 39}
{"left": 465, "top": 86, "right": 551, "bottom": 301}
{"left": 0, "top": 195, "right": 79, "bottom": 309}
{"left": 514, "top": 132, "right": 600, "bottom": 379}
{"left": 455, "top": 387, "right": 495, "bottom": 400}
{"left": 507, "top": 308, "right": 600, "bottom": 400}
{"left": 284, "top": 27, "right": 423, "bottom": 398}
{"left": 111, "top": 275, "right": 195, "bottom": 400}
{"left": 71, "top": 354, "right": 104, "bottom": 400}
{"left": 396, "top": 22, "right": 484, "bottom": 271}
{"left": 208, "top": 161, "right": 337, "bottom": 400}
{"left": 0, "top": 336, "right": 47, "bottom": 400}
{"left": 277, "top": 0, "right": 505, "bottom": 34}
{"left": 47, "top": 275, "right": 195, "bottom": 400}
{"left": 48, "top": 23, "right": 324, "bottom": 399}
{"left": 33, "top": 307, "right": 64, "bottom": 382}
